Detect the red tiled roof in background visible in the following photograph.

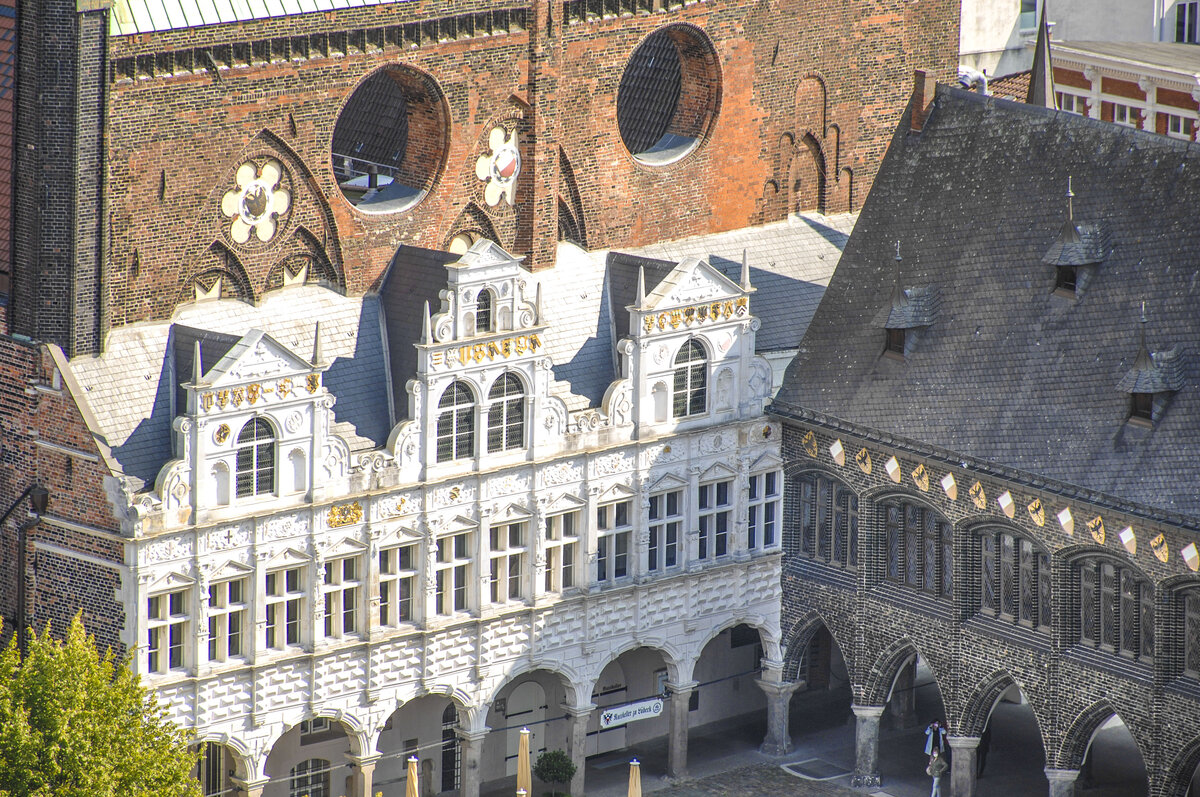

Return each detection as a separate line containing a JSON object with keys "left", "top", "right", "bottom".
{"left": 989, "top": 70, "right": 1032, "bottom": 103}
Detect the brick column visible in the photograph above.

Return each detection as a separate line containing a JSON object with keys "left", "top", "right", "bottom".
{"left": 756, "top": 678, "right": 801, "bottom": 756}
{"left": 1045, "top": 768, "right": 1079, "bottom": 797}
{"left": 565, "top": 704, "right": 594, "bottom": 796}
{"left": 947, "top": 736, "right": 979, "bottom": 797}
{"left": 850, "top": 704, "right": 885, "bottom": 787}
{"left": 458, "top": 727, "right": 490, "bottom": 797}
{"left": 667, "top": 681, "right": 697, "bottom": 780}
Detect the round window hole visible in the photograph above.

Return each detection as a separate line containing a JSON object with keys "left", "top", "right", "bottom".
{"left": 332, "top": 66, "right": 450, "bottom": 214}
{"left": 616, "top": 25, "right": 721, "bottom": 167}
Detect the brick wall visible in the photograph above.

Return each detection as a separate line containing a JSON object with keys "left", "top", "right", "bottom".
{"left": 89, "top": 0, "right": 958, "bottom": 336}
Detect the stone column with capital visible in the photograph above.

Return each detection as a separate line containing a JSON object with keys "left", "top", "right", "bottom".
{"left": 232, "top": 778, "right": 269, "bottom": 797}
{"left": 667, "top": 682, "right": 696, "bottom": 780}
{"left": 350, "top": 754, "right": 380, "bottom": 797}
{"left": 1045, "top": 768, "right": 1079, "bottom": 797}
{"left": 457, "top": 728, "right": 490, "bottom": 797}
{"left": 756, "top": 678, "right": 801, "bottom": 756}
{"left": 565, "top": 704, "right": 594, "bottom": 796}
{"left": 850, "top": 704, "right": 885, "bottom": 788}
{"left": 947, "top": 736, "right": 979, "bottom": 797}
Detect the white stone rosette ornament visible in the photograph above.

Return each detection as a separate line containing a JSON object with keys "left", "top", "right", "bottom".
{"left": 475, "top": 126, "right": 521, "bottom": 206}
{"left": 220, "top": 159, "right": 291, "bottom": 244}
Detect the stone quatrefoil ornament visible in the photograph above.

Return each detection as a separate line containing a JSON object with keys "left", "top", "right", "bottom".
{"left": 221, "top": 159, "right": 292, "bottom": 244}
{"left": 475, "top": 126, "right": 521, "bottom": 206}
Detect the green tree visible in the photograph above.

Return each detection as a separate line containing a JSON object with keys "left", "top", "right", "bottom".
{"left": 0, "top": 614, "right": 200, "bottom": 797}
{"left": 532, "top": 748, "right": 576, "bottom": 797}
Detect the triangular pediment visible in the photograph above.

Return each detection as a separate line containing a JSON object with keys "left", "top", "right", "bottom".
{"left": 321, "top": 536, "right": 369, "bottom": 558}
{"left": 208, "top": 559, "right": 254, "bottom": 582}
{"left": 748, "top": 452, "right": 783, "bottom": 473}
{"left": 265, "top": 546, "right": 311, "bottom": 568}
{"left": 647, "top": 472, "right": 688, "bottom": 493}
{"left": 456, "top": 239, "right": 524, "bottom": 270}
{"left": 542, "top": 492, "right": 587, "bottom": 515}
{"left": 596, "top": 483, "right": 637, "bottom": 503}
{"left": 149, "top": 569, "right": 195, "bottom": 591}
{"left": 490, "top": 502, "right": 533, "bottom": 524}
{"left": 699, "top": 461, "right": 739, "bottom": 482}
{"left": 645, "top": 257, "right": 743, "bottom": 310}
{"left": 377, "top": 523, "right": 423, "bottom": 548}
{"left": 435, "top": 514, "right": 478, "bottom": 536}
{"left": 207, "top": 329, "right": 314, "bottom": 387}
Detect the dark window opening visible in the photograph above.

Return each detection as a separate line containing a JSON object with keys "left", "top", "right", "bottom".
{"left": 1055, "top": 265, "right": 1077, "bottom": 295}
{"left": 795, "top": 472, "right": 858, "bottom": 570}
{"left": 1078, "top": 558, "right": 1153, "bottom": 662}
{"left": 884, "top": 327, "right": 905, "bottom": 357}
{"left": 475, "top": 289, "right": 493, "bottom": 334}
{"left": 979, "top": 529, "right": 1051, "bottom": 632}
{"left": 672, "top": 339, "right": 707, "bottom": 417}
{"left": 235, "top": 418, "right": 275, "bottom": 498}
{"left": 1179, "top": 0, "right": 1199, "bottom": 43}
{"left": 1130, "top": 392, "right": 1154, "bottom": 424}
{"left": 884, "top": 498, "right": 952, "bottom": 599}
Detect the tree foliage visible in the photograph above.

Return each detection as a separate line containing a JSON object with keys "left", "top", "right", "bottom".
{"left": 532, "top": 748, "right": 576, "bottom": 797}
{"left": 0, "top": 614, "right": 200, "bottom": 797}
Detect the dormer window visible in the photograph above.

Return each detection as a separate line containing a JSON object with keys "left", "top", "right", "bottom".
{"left": 1054, "top": 265, "right": 1077, "bottom": 295}
{"left": 475, "top": 289, "right": 493, "bottom": 334}
{"left": 1130, "top": 392, "right": 1154, "bottom": 425}
{"left": 235, "top": 418, "right": 275, "bottom": 498}
{"left": 884, "top": 328, "right": 905, "bottom": 357}
{"left": 672, "top": 339, "right": 708, "bottom": 418}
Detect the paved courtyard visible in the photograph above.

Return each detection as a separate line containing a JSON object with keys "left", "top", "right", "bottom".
{"left": 643, "top": 764, "right": 860, "bottom": 797}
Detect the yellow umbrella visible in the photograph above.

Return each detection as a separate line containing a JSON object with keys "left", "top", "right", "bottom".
{"left": 405, "top": 755, "right": 419, "bottom": 797}
{"left": 628, "top": 758, "right": 642, "bottom": 797}
{"left": 518, "top": 727, "right": 533, "bottom": 796}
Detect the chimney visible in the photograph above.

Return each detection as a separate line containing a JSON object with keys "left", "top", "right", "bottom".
{"left": 911, "top": 70, "right": 937, "bottom": 133}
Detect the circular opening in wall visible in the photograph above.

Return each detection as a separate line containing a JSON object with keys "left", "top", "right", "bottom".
{"left": 332, "top": 65, "right": 450, "bottom": 214}
{"left": 616, "top": 25, "right": 721, "bottom": 167}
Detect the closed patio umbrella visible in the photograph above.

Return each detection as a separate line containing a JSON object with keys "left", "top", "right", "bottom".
{"left": 628, "top": 758, "right": 642, "bottom": 797}
{"left": 518, "top": 727, "right": 533, "bottom": 796}
{"left": 406, "top": 755, "right": 419, "bottom": 797}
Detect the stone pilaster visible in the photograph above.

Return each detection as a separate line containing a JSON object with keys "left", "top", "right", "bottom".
{"left": 566, "top": 704, "right": 595, "bottom": 796}
{"left": 667, "top": 681, "right": 697, "bottom": 780}
{"left": 1045, "top": 768, "right": 1079, "bottom": 797}
{"left": 457, "top": 727, "right": 491, "bottom": 797}
{"left": 850, "top": 704, "right": 885, "bottom": 787}
{"left": 947, "top": 735, "right": 979, "bottom": 797}
{"left": 756, "top": 678, "right": 802, "bottom": 756}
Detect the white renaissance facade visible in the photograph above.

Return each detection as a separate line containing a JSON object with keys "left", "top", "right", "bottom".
{"left": 112, "top": 240, "right": 785, "bottom": 797}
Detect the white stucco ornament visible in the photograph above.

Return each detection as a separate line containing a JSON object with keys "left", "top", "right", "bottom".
{"left": 475, "top": 127, "right": 520, "bottom": 206}
{"left": 221, "top": 159, "right": 291, "bottom": 244}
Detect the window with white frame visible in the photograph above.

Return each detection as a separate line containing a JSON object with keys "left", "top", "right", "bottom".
{"left": 380, "top": 543, "right": 419, "bottom": 626}
{"left": 147, "top": 589, "right": 188, "bottom": 674}
{"left": 322, "top": 555, "right": 361, "bottom": 638}
{"left": 436, "top": 381, "right": 476, "bottom": 463}
{"left": 1167, "top": 113, "right": 1196, "bottom": 140}
{"left": 435, "top": 531, "right": 472, "bottom": 615}
{"left": 747, "top": 471, "right": 780, "bottom": 549}
{"left": 1112, "top": 103, "right": 1138, "bottom": 127}
{"left": 235, "top": 417, "right": 275, "bottom": 498}
{"left": 1057, "top": 92, "right": 1084, "bottom": 115}
{"left": 697, "top": 480, "right": 732, "bottom": 559}
{"left": 597, "top": 500, "right": 631, "bottom": 582}
{"left": 672, "top": 339, "right": 708, "bottom": 418}
{"left": 648, "top": 489, "right": 682, "bottom": 572}
{"left": 265, "top": 566, "right": 304, "bottom": 650}
{"left": 489, "top": 522, "right": 528, "bottom": 604}
{"left": 475, "top": 288, "right": 493, "bottom": 333}
{"left": 544, "top": 511, "right": 579, "bottom": 593}
{"left": 207, "top": 577, "right": 247, "bottom": 663}
{"left": 487, "top": 373, "right": 525, "bottom": 453}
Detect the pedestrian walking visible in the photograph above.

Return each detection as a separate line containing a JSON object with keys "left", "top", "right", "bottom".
{"left": 926, "top": 748, "right": 948, "bottom": 797}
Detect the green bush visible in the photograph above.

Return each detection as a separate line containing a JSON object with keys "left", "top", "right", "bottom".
{"left": 533, "top": 748, "right": 576, "bottom": 797}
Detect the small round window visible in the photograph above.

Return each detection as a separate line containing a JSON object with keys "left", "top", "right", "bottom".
{"left": 616, "top": 25, "right": 721, "bottom": 167}
{"left": 332, "top": 66, "right": 449, "bottom": 214}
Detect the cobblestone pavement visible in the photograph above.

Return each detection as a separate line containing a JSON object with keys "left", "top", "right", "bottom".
{"left": 644, "top": 764, "right": 860, "bottom": 797}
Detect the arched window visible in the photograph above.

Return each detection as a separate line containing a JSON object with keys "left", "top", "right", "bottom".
{"left": 1180, "top": 588, "right": 1200, "bottom": 680}
{"left": 487, "top": 373, "right": 524, "bottom": 453}
{"left": 883, "top": 497, "right": 952, "bottom": 599}
{"left": 1076, "top": 557, "right": 1153, "bottom": 662}
{"left": 437, "top": 381, "right": 476, "bottom": 462}
{"left": 672, "top": 339, "right": 707, "bottom": 418}
{"left": 289, "top": 758, "right": 330, "bottom": 797}
{"left": 476, "top": 289, "right": 493, "bottom": 334}
{"left": 794, "top": 473, "right": 857, "bottom": 569}
{"left": 441, "top": 703, "right": 461, "bottom": 792}
{"left": 235, "top": 418, "right": 275, "bottom": 498}
{"left": 978, "top": 527, "right": 1051, "bottom": 632}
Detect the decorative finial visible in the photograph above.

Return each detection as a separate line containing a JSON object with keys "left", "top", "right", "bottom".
{"left": 192, "top": 340, "right": 205, "bottom": 385}
{"left": 895, "top": 240, "right": 902, "bottom": 262}
{"left": 636, "top": 266, "right": 646, "bottom": 308}
{"left": 1067, "top": 176, "right": 1075, "bottom": 221}
{"left": 1140, "top": 300, "right": 1147, "bottom": 324}
{"left": 740, "top": 248, "right": 752, "bottom": 291}
{"left": 311, "top": 322, "right": 324, "bottom": 366}
{"left": 422, "top": 301, "right": 432, "bottom": 344}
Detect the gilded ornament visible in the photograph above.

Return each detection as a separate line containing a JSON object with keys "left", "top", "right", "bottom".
{"left": 855, "top": 447, "right": 872, "bottom": 474}
{"left": 214, "top": 424, "right": 230, "bottom": 444}
{"left": 1087, "top": 515, "right": 1105, "bottom": 545}
{"left": 328, "top": 501, "right": 363, "bottom": 528}
{"left": 201, "top": 392, "right": 214, "bottom": 412}
{"left": 802, "top": 430, "right": 818, "bottom": 458}
{"left": 1027, "top": 498, "right": 1045, "bottom": 526}
{"left": 306, "top": 373, "right": 321, "bottom": 394}
{"left": 911, "top": 463, "right": 929, "bottom": 492}
{"left": 969, "top": 480, "right": 987, "bottom": 510}
{"left": 216, "top": 389, "right": 229, "bottom": 409}
{"left": 1151, "top": 533, "right": 1170, "bottom": 562}
{"left": 277, "top": 377, "right": 293, "bottom": 398}
{"left": 247, "top": 383, "right": 261, "bottom": 404}
{"left": 231, "top": 387, "right": 245, "bottom": 407}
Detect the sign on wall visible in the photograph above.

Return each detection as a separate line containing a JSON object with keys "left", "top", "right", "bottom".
{"left": 599, "top": 698, "right": 664, "bottom": 729}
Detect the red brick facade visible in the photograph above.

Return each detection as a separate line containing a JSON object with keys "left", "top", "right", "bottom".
{"left": 94, "top": 0, "right": 958, "bottom": 333}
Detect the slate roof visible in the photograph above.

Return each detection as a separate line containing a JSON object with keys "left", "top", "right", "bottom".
{"left": 772, "top": 85, "right": 1200, "bottom": 518}
{"left": 109, "top": 0, "right": 398, "bottom": 35}
{"left": 1054, "top": 41, "right": 1200, "bottom": 74}
{"left": 68, "top": 287, "right": 389, "bottom": 490}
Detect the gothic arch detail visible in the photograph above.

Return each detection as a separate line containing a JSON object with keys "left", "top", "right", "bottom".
{"left": 178, "top": 241, "right": 254, "bottom": 307}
